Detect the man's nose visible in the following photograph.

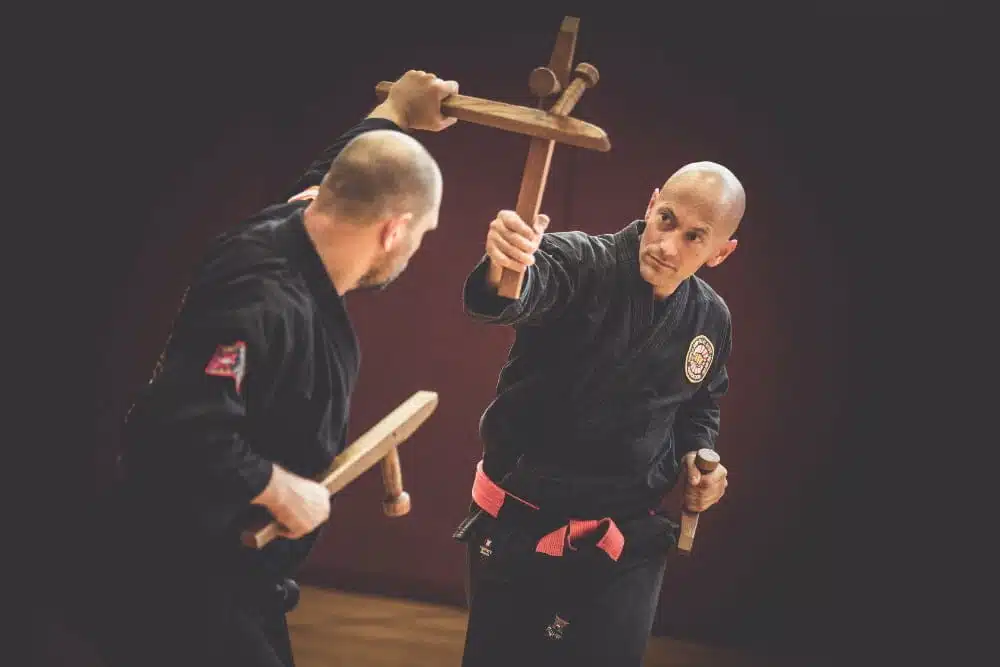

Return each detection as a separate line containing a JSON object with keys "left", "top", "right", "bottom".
{"left": 658, "top": 231, "right": 680, "bottom": 258}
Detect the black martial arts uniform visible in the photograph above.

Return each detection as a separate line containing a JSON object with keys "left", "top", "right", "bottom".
{"left": 454, "top": 221, "right": 733, "bottom": 666}
{"left": 88, "top": 116, "right": 408, "bottom": 667}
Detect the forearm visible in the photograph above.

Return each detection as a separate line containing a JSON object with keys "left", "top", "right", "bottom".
{"left": 462, "top": 255, "right": 534, "bottom": 324}
{"left": 250, "top": 461, "right": 285, "bottom": 507}
{"left": 674, "top": 322, "right": 731, "bottom": 460}
{"left": 673, "top": 411, "right": 720, "bottom": 461}
{"left": 462, "top": 243, "right": 580, "bottom": 327}
{"left": 154, "top": 420, "right": 275, "bottom": 504}
{"left": 132, "top": 373, "right": 274, "bottom": 504}
{"left": 672, "top": 387, "right": 724, "bottom": 462}
{"left": 285, "top": 115, "right": 408, "bottom": 198}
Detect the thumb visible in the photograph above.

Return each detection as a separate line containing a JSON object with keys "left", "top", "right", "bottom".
{"left": 534, "top": 213, "right": 550, "bottom": 234}
{"left": 437, "top": 116, "right": 458, "bottom": 130}
{"left": 686, "top": 458, "right": 702, "bottom": 486}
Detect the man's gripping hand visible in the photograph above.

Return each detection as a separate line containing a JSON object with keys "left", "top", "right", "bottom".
{"left": 484, "top": 209, "right": 550, "bottom": 288}
{"left": 682, "top": 450, "right": 728, "bottom": 512}
{"left": 251, "top": 464, "right": 331, "bottom": 539}
{"left": 369, "top": 70, "right": 459, "bottom": 132}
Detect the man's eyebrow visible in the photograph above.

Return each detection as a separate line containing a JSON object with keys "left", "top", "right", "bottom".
{"left": 659, "top": 205, "right": 713, "bottom": 235}
{"left": 658, "top": 205, "right": 678, "bottom": 223}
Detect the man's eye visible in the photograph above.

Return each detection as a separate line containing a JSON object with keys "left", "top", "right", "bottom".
{"left": 686, "top": 232, "right": 702, "bottom": 242}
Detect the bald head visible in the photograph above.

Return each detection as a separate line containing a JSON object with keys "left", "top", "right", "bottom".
{"left": 315, "top": 129, "right": 443, "bottom": 225}
{"left": 661, "top": 161, "right": 745, "bottom": 238}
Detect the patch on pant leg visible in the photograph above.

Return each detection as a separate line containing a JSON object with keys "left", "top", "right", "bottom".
{"left": 544, "top": 614, "right": 569, "bottom": 640}
{"left": 479, "top": 537, "right": 493, "bottom": 558}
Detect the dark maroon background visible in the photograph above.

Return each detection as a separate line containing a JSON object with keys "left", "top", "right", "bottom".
{"left": 35, "top": 8, "right": 961, "bottom": 664}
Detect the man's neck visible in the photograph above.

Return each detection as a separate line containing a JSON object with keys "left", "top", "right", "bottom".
{"left": 652, "top": 281, "right": 681, "bottom": 300}
{"left": 302, "top": 205, "right": 372, "bottom": 296}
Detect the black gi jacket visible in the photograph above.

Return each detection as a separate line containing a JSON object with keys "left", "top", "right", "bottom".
{"left": 462, "top": 221, "right": 733, "bottom": 519}
{"left": 118, "top": 117, "right": 406, "bottom": 583}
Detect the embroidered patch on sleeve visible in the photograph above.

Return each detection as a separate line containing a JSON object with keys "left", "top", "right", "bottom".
{"left": 205, "top": 341, "right": 248, "bottom": 393}
{"left": 684, "top": 334, "right": 715, "bottom": 383}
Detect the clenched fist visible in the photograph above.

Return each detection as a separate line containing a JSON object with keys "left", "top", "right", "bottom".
{"left": 485, "top": 209, "right": 550, "bottom": 281}
{"left": 372, "top": 69, "right": 459, "bottom": 132}
{"left": 681, "top": 450, "right": 728, "bottom": 512}
{"left": 252, "top": 464, "right": 331, "bottom": 540}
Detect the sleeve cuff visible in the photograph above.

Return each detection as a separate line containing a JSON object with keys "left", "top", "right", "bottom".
{"left": 359, "top": 116, "right": 408, "bottom": 133}
{"left": 676, "top": 439, "right": 714, "bottom": 461}
{"left": 235, "top": 456, "right": 274, "bottom": 503}
{"left": 462, "top": 257, "right": 527, "bottom": 320}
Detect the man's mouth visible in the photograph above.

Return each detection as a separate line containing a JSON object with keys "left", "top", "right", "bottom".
{"left": 645, "top": 254, "right": 674, "bottom": 271}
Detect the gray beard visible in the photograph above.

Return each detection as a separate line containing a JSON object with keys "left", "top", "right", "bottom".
{"left": 355, "top": 268, "right": 395, "bottom": 292}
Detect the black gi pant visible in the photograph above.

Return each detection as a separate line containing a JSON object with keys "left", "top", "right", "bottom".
{"left": 79, "top": 491, "right": 301, "bottom": 667}
{"left": 458, "top": 509, "right": 675, "bottom": 667}
{"left": 95, "top": 570, "right": 298, "bottom": 667}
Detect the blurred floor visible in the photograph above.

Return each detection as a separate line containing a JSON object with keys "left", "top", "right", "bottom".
{"left": 34, "top": 585, "right": 818, "bottom": 666}
{"left": 290, "top": 587, "right": 805, "bottom": 667}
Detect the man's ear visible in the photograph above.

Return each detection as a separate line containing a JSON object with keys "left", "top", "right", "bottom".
{"left": 705, "top": 238, "right": 738, "bottom": 268}
{"left": 379, "top": 213, "right": 413, "bottom": 251}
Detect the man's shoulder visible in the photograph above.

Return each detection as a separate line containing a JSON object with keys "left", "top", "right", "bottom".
{"left": 540, "top": 226, "right": 624, "bottom": 266}
{"left": 541, "top": 228, "right": 596, "bottom": 247}
{"left": 688, "top": 274, "right": 731, "bottom": 323}
{"left": 204, "top": 202, "right": 303, "bottom": 272}
{"left": 191, "top": 204, "right": 309, "bottom": 312}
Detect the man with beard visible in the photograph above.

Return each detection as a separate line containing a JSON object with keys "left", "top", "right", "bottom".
{"left": 93, "top": 69, "right": 458, "bottom": 667}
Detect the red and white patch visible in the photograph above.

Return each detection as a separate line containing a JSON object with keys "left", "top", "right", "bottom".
{"left": 684, "top": 334, "right": 715, "bottom": 384}
{"left": 205, "top": 341, "right": 248, "bottom": 393}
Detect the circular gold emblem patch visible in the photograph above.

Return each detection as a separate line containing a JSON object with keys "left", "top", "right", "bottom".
{"left": 685, "top": 335, "right": 715, "bottom": 383}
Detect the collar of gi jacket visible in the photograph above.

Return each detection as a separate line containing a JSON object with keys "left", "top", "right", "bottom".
{"left": 614, "top": 218, "right": 643, "bottom": 260}
{"left": 617, "top": 215, "right": 694, "bottom": 301}
{"left": 614, "top": 219, "right": 646, "bottom": 291}
{"left": 273, "top": 207, "right": 345, "bottom": 313}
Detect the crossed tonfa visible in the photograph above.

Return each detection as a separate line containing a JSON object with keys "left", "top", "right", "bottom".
{"left": 375, "top": 15, "right": 611, "bottom": 300}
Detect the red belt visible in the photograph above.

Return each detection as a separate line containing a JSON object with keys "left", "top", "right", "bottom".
{"left": 471, "top": 460, "right": 625, "bottom": 562}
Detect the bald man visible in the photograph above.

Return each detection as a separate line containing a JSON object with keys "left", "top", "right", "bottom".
{"left": 91, "top": 70, "right": 458, "bottom": 667}
{"left": 455, "top": 162, "right": 744, "bottom": 666}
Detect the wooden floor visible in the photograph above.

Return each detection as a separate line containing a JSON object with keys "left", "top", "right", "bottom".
{"left": 35, "top": 585, "right": 816, "bottom": 666}
{"left": 289, "top": 587, "right": 801, "bottom": 667}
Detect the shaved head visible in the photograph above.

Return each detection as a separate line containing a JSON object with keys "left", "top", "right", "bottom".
{"left": 661, "top": 161, "right": 745, "bottom": 238}
{"left": 302, "top": 129, "right": 445, "bottom": 295}
{"left": 639, "top": 160, "right": 745, "bottom": 297}
{"left": 315, "top": 129, "right": 443, "bottom": 225}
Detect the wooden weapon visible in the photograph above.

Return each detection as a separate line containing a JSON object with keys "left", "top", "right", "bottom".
{"left": 676, "top": 448, "right": 721, "bottom": 555}
{"left": 241, "top": 390, "right": 438, "bottom": 549}
{"left": 374, "top": 15, "right": 610, "bottom": 298}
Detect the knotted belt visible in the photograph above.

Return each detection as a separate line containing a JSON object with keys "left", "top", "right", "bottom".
{"left": 471, "top": 460, "right": 625, "bottom": 562}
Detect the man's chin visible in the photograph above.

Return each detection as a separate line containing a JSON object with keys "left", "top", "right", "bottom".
{"left": 356, "top": 278, "right": 393, "bottom": 292}
{"left": 357, "top": 269, "right": 404, "bottom": 292}
{"left": 638, "top": 262, "right": 683, "bottom": 294}
{"left": 638, "top": 261, "right": 660, "bottom": 284}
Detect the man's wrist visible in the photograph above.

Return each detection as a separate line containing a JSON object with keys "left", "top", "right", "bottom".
{"left": 251, "top": 463, "right": 281, "bottom": 508}
{"left": 367, "top": 101, "right": 409, "bottom": 130}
